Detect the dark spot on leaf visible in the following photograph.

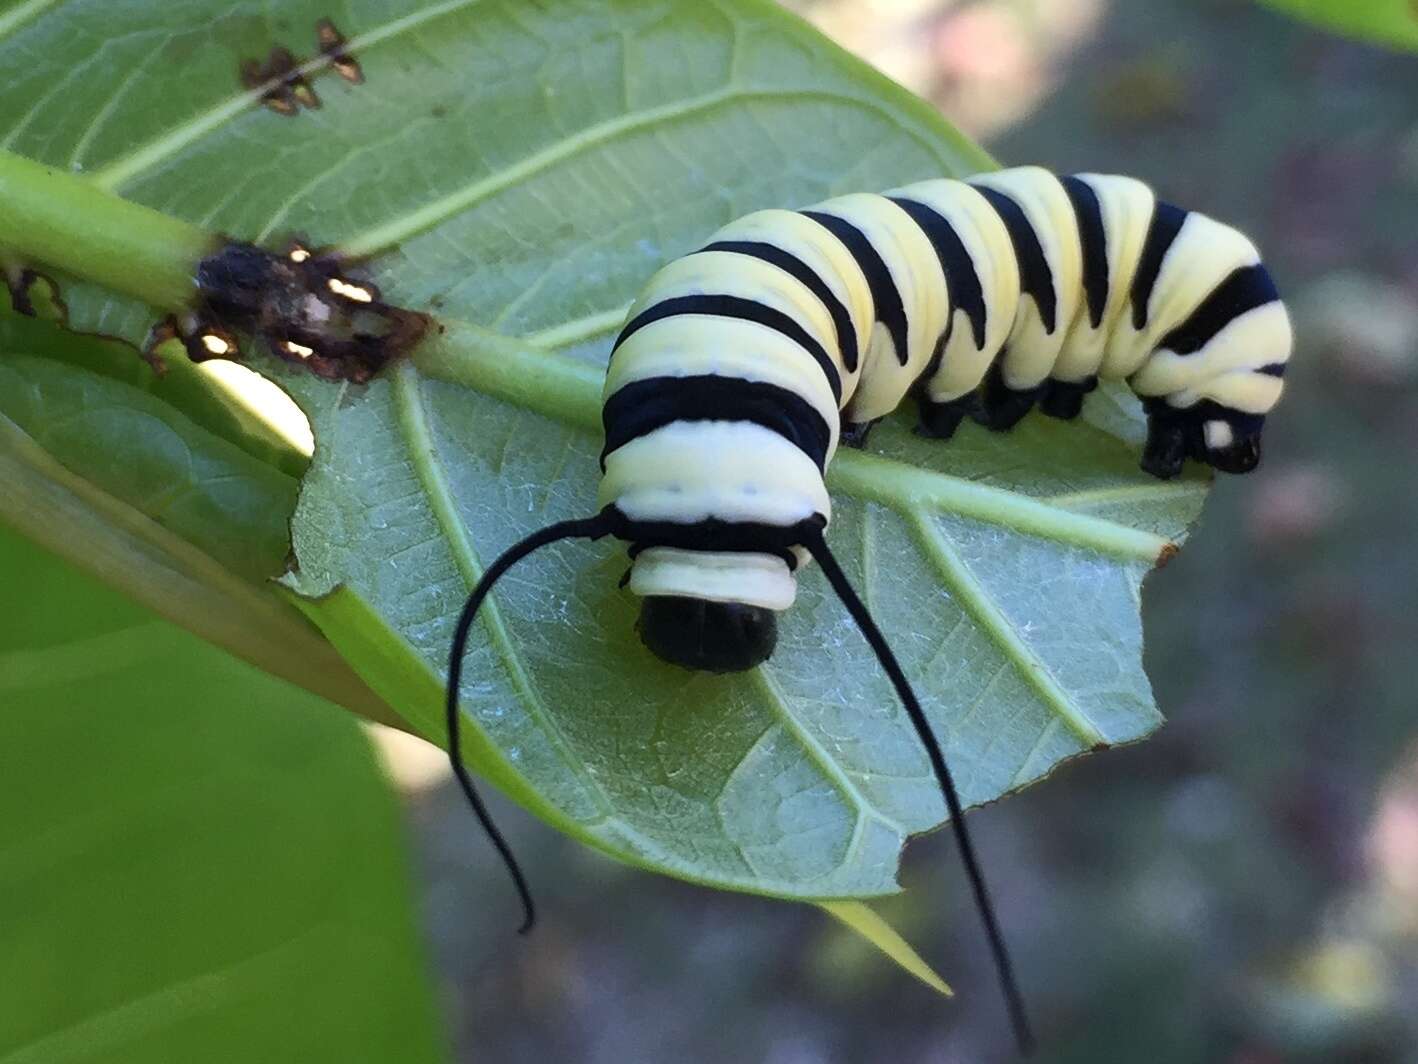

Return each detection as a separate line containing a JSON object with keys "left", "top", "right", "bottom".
{"left": 142, "top": 312, "right": 243, "bottom": 374}
{"left": 431, "top": 104, "right": 447, "bottom": 118}
{"left": 176, "top": 238, "right": 429, "bottom": 383}
{"left": 316, "top": 18, "right": 363, "bottom": 84}
{"left": 4, "top": 267, "right": 36, "bottom": 317}
{"left": 240, "top": 46, "right": 320, "bottom": 115}
{"left": 239, "top": 21, "right": 364, "bottom": 117}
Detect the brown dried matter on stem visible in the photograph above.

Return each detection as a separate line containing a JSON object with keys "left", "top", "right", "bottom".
{"left": 239, "top": 17, "right": 362, "bottom": 116}
{"left": 152, "top": 240, "right": 429, "bottom": 384}
{"left": 3, "top": 264, "right": 67, "bottom": 321}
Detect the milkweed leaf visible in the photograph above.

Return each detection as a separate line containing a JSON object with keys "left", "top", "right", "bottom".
{"left": 0, "top": 0, "right": 1208, "bottom": 900}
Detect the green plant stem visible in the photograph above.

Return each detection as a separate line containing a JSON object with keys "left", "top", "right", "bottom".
{"left": 0, "top": 148, "right": 212, "bottom": 309}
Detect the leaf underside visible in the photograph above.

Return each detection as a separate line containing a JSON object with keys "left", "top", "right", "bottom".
{"left": 0, "top": 0, "right": 1209, "bottom": 899}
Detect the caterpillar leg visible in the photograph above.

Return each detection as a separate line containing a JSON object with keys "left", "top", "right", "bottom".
{"left": 840, "top": 418, "right": 881, "bottom": 449}
{"left": 973, "top": 363, "right": 1044, "bottom": 432}
{"left": 1140, "top": 399, "right": 1265, "bottom": 478}
{"left": 1039, "top": 376, "right": 1098, "bottom": 421}
{"left": 915, "top": 394, "right": 977, "bottom": 439}
{"left": 1140, "top": 414, "right": 1190, "bottom": 479}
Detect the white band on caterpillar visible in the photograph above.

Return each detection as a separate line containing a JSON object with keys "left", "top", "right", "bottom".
{"left": 630, "top": 547, "right": 798, "bottom": 611}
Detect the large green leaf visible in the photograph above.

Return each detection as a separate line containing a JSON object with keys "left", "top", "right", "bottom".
{"left": 1257, "top": 0, "right": 1418, "bottom": 51}
{"left": 0, "top": 0, "right": 1207, "bottom": 899}
{"left": 0, "top": 525, "right": 447, "bottom": 1064}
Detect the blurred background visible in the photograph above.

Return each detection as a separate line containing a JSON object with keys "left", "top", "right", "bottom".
{"left": 384, "top": 1, "right": 1418, "bottom": 1061}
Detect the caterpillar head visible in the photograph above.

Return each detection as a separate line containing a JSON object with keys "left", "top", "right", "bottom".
{"left": 629, "top": 547, "right": 794, "bottom": 672}
{"left": 637, "top": 596, "right": 778, "bottom": 673}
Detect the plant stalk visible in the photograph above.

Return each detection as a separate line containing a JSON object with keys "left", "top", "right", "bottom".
{"left": 0, "top": 148, "right": 213, "bottom": 310}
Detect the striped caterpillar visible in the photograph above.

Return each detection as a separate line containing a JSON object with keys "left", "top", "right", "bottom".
{"left": 446, "top": 166, "right": 1293, "bottom": 1053}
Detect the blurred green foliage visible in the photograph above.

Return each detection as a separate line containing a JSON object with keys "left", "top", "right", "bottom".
{"left": 0, "top": 527, "right": 447, "bottom": 1063}
{"left": 1258, "top": 0, "right": 1418, "bottom": 52}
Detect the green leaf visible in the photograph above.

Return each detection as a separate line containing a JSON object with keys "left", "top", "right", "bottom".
{"left": 0, "top": 0, "right": 1207, "bottom": 899}
{"left": 0, "top": 525, "right": 448, "bottom": 1064}
{"left": 1257, "top": 0, "right": 1418, "bottom": 51}
{"left": 819, "top": 901, "right": 953, "bottom": 998}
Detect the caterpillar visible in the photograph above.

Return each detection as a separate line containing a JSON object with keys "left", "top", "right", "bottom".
{"left": 445, "top": 166, "right": 1293, "bottom": 1055}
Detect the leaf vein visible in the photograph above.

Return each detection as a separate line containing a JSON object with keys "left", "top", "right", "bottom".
{"left": 337, "top": 86, "right": 922, "bottom": 258}
{"left": 748, "top": 664, "right": 903, "bottom": 836}
{"left": 906, "top": 509, "right": 1109, "bottom": 750}
{"left": 387, "top": 362, "right": 615, "bottom": 818}
{"left": 0, "top": 0, "right": 65, "bottom": 47}
{"left": 523, "top": 303, "right": 632, "bottom": 349}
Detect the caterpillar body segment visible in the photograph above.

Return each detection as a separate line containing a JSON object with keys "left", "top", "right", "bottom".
{"left": 886, "top": 178, "right": 1021, "bottom": 406}
{"left": 1057, "top": 172, "right": 1155, "bottom": 385}
{"left": 967, "top": 167, "right": 1086, "bottom": 393}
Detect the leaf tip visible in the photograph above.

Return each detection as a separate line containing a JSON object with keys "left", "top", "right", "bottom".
{"left": 818, "top": 900, "right": 955, "bottom": 999}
